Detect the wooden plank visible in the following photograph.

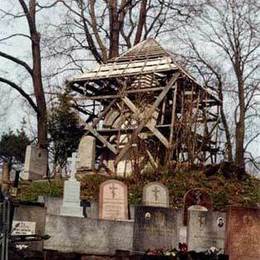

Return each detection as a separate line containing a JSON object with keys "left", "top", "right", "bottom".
{"left": 115, "top": 73, "right": 180, "bottom": 165}
{"left": 122, "top": 96, "right": 169, "bottom": 148}
{"left": 73, "top": 64, "right": 176, "bottom": 81}
{"left": 85, "top": 99, "right": 117, "bottom": 132}
{"left": 74, "top": 87, "right": 166, "bottom": 100}
{"left": 85, "top": 124, "right": 117, "bottom": 154}
{"left": 169, "top": 83, "right": 178, "bottom": 145}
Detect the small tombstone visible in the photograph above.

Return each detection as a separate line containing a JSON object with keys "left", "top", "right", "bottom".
{"left": 133, "top": 206, "right": 178, "bottom": 252}
{"left": 183, "top": 188, "right": 212, "bottom": 225}
{"left": 99, "top": 179, "right": 128, "bottom": 220}
{"left": 143, "top": 182, "right": 169, "bottom": 208}
{"left": 23, "top": 145, "right": 48, "bottom": 180}
{"left": 78, "top": 135, "right": 96, "bottom": 170}
{"left": 225, "top": 207, "right": 260, "bottom": 260}
{"left": 187, "top": 206, "right": 226, "bottom": 251}
{"left": 60, "top": 152, "right": 83, "bottom": 217}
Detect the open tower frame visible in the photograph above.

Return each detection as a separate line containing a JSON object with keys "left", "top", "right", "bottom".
{"left": 68, "top": 39, "right": 221, "bottom": 175}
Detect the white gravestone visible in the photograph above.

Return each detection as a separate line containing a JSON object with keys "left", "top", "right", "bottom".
{"left": 78, "top": 135, "right": 96, "bottom": 170}
{"left": 99, "top": 180, "right": 128, "bottom": 220}
{"left": 60, "top": 152, "right": 83, "bottom": 217}
{"left": 143, "top": 182, "right": 169, "bottom": 208}
{"left": 23, "top": 145, "right": 48, "bottom": 180}
{"left": 187, "top": 205, "right": 226, "bottom": 251}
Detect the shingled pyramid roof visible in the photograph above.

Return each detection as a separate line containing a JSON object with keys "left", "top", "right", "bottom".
{"left": 72, "top": 39, "right": 175, "bottom": 81}
{"left": 111, "top": 38, "right": 170, "bottom": 62}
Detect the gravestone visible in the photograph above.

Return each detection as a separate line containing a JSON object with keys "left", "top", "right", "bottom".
{"left": 183, "top": 188, "right": 212, "bottom": 225}
{"left": 23, "top": 145, "right": 48, "bottom": 180}
{"left": 187, "top": 205, "right": 226, "bottom": 251}
{"left": 133, "top": 206, "right": 178, "bottom": 252}
{"left": 60, "top": 152, "right": 83, "bottom": 217}
{"left": 225, "top": 207, "right": 260, "bottom": 260}
{"left": 99, "top": 179, "right": 128, "bottom": 220}
{"left": 143, "top": 182, "right": 169, "bottom": 208}
{"left": 78, "top": 135, "right": 96, "bottom": 170}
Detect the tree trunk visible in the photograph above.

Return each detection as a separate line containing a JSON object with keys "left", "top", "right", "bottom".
{"left": 28, "top": 0, "right": 47, "bottom": 149}
{"left": 31, "top": 32, "right": 47, "bottom": 148}
{"left": 217, "top": 82, "right": 232, "bottom": 161}
{"left": 109, "top": 1, "right": 120, "bottom": 59}
{"left": 235, "top": 77, "right": 245, "bottom": 169}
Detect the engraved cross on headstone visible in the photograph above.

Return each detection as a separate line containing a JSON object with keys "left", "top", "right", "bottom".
{"left": 68, "top": 152, "right": 80, "bottom": 180}
{"left": 109, "top": 183, "right": 118, "bottom": 198}
{"left": 152, "top": 186, "right": 160, "bottom": 201}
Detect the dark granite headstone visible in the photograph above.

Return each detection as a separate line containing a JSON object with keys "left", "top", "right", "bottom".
{"left": 133, "top": 206, "right": 177, "bottom": 252}
{"left": 183, "top": 188, "right": 212, "bottom": 225}
{"left": 225, "top": 207, "right": 260, "bottom": 260}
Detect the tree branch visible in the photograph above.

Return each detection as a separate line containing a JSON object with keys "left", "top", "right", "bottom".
{"left": 0, "top": 51, "right": 33, "bottom": 76}
{"left": 0, "top": 77, "right": 38, "bottom": 114}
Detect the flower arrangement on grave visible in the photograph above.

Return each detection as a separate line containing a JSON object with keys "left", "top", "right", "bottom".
{"left": 143, "top": 244, "right": 228, "bottom": 259}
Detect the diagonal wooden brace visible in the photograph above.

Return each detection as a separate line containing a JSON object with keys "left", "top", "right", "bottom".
{"left": 122, "top": 96, "right": 170, "bottom": 148}
{"left": 115, "top": 72, "right": 180, "bottom": 165}
{"left": 85, "top": 124, "right": 118, "bottom": 154}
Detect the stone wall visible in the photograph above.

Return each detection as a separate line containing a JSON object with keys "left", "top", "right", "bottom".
{"left": 44, "top": 214, "right": 134, "bottom": 255}
{"left": 13, "top": 202, "right": 46, "bottom": 251}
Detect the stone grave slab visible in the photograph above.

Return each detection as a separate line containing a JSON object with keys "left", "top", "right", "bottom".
{"left": 225, "top": 207, "right": 260, "bottom": 260}
{"left": 99, "top": 179, "right": 128, "bottom": 220}
{"left": 143, "top": 182, "right": 169, "bottom": 208}
{"left": 78, "top": 135, "right": 96, "bottom": 170}
{"left": 133, "top": 206, "right": 178, "bottom": 252}
{"left": 183, "top": 188, "right": 212, "bottom": 225}
{"left": 187, "top": 205, "right": 226, "bottom": 251}
{"left": 23, "top": 145, "right": 48, "bottom": 180}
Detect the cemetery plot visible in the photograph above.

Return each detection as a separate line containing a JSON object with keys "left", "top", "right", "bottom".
{"left": 133, "top": 206, "right": 178, "bottom": 252}
{"left": 225, "top": 207, "right": 260, "bottom": 260}
{"left": 99, "top": 179, "right": 128, "bottom": 220}
{"left": 187, "top": 206, "right": 226, "bottom": 251}
{"left": 183, "top": 188, "right": 212, "bottom": 225}
{"left": 60, "top": 152, "right": 83, "bottom": 217}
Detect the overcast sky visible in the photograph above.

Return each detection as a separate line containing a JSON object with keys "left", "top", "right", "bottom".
{"left": 0, "top": 1, "right": 259, "bottom": 173}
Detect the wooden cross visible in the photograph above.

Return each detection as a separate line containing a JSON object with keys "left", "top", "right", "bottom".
{"left": 68, "top": 152, "right": 79, "bottom": 180}
{"left": 152, "top": 187, "right": 160, "bottom": 201}
{"left": 109, "top": 183, "right": 118, "bottom": 199}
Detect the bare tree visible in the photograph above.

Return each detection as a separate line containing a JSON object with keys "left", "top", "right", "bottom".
{"left": 176, "top": 0, "right": 260, "bottom": 169}
{"left": 0, "top": 0, "right": 47, "bottom": 148}
{"left": 41, "top": 0, "right": 205, "bottom": 77}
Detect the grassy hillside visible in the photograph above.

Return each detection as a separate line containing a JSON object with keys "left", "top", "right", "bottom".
{"left": 17, "top": 168, "right": 259, "bottom": 210}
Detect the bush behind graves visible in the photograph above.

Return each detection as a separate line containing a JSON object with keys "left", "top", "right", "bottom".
{"left": 18, "top": 168, "right": 259, "bottom": 209}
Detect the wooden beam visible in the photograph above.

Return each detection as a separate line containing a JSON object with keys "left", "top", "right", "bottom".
{"left": 115, "top": 72, "right": 180, "bottom": 165}
{"left": 169, "top": 83, "right": 178, "bottom": 145}
{"left": 73, "top": 87, "right": 166, "bottom": 101}
{"left": 122, "top": 96, "right": 170, "bottom": 148}
{"left": 85, "top": 124, "right": 117, "bottom": 154}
